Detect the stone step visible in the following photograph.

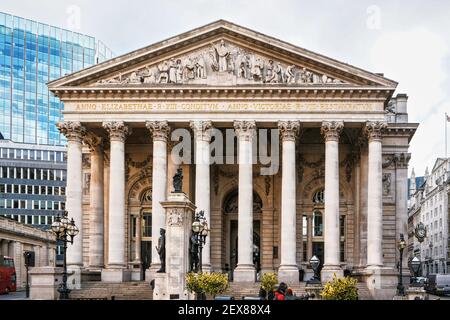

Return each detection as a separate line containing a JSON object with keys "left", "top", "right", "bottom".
{"left": 70, "top": 281, "right": 153, "bottom": 300}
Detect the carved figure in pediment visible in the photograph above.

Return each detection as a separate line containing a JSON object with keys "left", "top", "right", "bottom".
{"left": 303, "top": 68, "right": 314, "bottom": 83}
{"left": 175, "top": 59, "right": 184, "bottom": 82}
{"left": 168, "top": 58, "right": 178, "bottom": 83}
{"left": 212, "top": 40, "right": 230, "bottom": 72}
{"left": 127, "top": 71, "right": 141, "bottom": 84}
{"left": 235, "top": 54, "right": 248, "bottom": 78}
{"left": 158, "top": 61, "right": 169, "bottom": 83}
{"left": 285, "top": 65, "right": 296, "bottom": 83}
{"left": 183, "top": 58, "right": 196, "bottom": 80}
{"left": 265, "top": 60, "right": 274, "bottom": 83}
{"left": 142, "top": 67, "right": 156, "bottom": 84}
{"left": 250, "top": 56, "right": 264, "bottom": 81}
{"left": 195, "top": 55, "right": 206, "bottom": 79}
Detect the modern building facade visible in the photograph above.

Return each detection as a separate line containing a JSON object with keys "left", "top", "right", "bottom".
{"left": 408, "top": 159, "right": 450, "bottom": 275}
{"left": 48, "top": 20, "right": 418, "bottom": 299}
{"left": 0, "top": 12, "right": 113, "bottom": 236}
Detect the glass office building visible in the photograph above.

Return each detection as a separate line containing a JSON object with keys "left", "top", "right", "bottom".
{"left": 0, "top": 12, "right": 113, "bottom": 240}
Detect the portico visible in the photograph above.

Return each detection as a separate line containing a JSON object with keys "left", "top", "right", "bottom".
{"left": 48, "top": 20, "right": 417, "bottom": 299}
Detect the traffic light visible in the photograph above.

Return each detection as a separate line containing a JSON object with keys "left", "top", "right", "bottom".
{"left": 23, "top": 251, "right": 35, "bottom": 267}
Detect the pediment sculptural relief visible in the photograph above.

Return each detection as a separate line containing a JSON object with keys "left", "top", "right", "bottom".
{"left": 96, "top": 40, "right": 346, "bottom": 86}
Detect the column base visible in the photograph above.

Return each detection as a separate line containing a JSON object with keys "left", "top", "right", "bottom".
{"left": 67, "top": 265, "right": 82, "bottom": 289}
{"left": 201, "top": 264, "right": 213, "bottom": 273}
{"left": 233, "top": 264, "right": 256, "bottom": 282}
{"left": 320, "top": 265, "right": 343, "bottom": 283}
{"left": 101, "top": 268, "right": 131, "bottom": 283}
{"left": 278, "top": 265, "right": 299, "bottom": 284}
{"left": 363, "top": 266, "right": 397, "bottom": 300}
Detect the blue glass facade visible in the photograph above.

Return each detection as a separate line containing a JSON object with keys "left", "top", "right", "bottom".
{"left": 0, "top": 12, "right": 113, "bottom": 146}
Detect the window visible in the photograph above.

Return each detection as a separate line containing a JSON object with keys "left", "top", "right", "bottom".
{"left": 340, "top": 241, "right": 345, "bottom": 262}
{"left": 302, "top": 216, "right": 307, "bottom": 237}
{"left": 143, "top": 213, "right": 152, "bottom": 238}
{"left": 313, "top": 211, "right": 323, "bottom": 237}
{"left": 313, "top": 190, "right": 325, "bottom": 205}
{"left": 340, "top": 216, "right": 346, "bottom": 238}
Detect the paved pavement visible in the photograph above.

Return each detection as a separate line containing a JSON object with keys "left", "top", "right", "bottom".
{"left": 0, "top": 290, "right": 28, "bottom": 300}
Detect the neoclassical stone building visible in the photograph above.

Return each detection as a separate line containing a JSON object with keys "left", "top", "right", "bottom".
{"left": 48, "top": 21, "right": 417, "bottom": 299}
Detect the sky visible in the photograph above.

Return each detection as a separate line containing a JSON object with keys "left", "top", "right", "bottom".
{"left": 2, "top": 0, "right": 450, "bottom": 177}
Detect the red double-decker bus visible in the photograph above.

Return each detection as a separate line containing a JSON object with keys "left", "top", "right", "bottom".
{"left": 0, "top": 256, "right": 17, "bottom": 294}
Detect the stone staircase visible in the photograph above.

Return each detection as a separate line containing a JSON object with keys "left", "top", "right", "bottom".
{"left": 356, "top": 282, "right": 373, "bottom": 300}
{"left": 223, "top": 282, "right": 307, "bottom": 300}
{"left": 70, "top": 281, "right": 153, "bottom": 300}
{"left": 223, "top": 281, "right": 373, "bottom": 300}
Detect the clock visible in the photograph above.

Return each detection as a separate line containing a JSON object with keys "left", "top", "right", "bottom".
{"left": 415, "top": 222, "right": 427, "bottom": 243}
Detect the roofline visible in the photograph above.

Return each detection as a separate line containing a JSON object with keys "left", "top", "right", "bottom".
{"left": 48, "top": 19, "right": 398, "bottom": 89}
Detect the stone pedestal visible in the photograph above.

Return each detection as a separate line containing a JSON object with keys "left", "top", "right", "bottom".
{"left": 305, "top": 283, "right": 323, "bottom": 300}
{"left": 157, "top": 192, "right": 196, "bottom": 300}
{"left": 67, "top": 265, "right": 82, "bottom": 290}
{"left": 363, "top": 267, "right": 397, "bottom": 300}
{"left": 29, "top": 267, "right": 63, "bottom": 300}
{"left": 406, "top": 286, "right": 428, "bottom": 300}
{"left": 101, "top": 268, "right": 131, "bottom": 282}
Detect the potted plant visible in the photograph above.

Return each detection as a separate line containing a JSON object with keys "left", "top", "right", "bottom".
{"left": 186, "top": 272, "right": 229, "bottom": 300}
{"left": 320, "top": 274, "right": 359, "bottom": 300}
{"left": 260, "top": 272, "right": 278, "bottom": 299}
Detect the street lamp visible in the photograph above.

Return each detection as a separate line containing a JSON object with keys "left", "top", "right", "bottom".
{"left": 191, "top": 210, "right": 209, "bottom": 273}
{"left": 397, "top": 234, "right": 406, "bottom": 296}
{"left": 50, "top": 211, "right": 79, "bottom": 300}
{"left": 409, "top": 257, "right": 422, "bottom": 287}
{"left": 307, "top": 255, "right": 321, "bottom": 284}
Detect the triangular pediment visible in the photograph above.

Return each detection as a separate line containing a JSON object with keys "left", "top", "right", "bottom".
{"left": 48, "top": 20, "right": 398, "bottom": 90}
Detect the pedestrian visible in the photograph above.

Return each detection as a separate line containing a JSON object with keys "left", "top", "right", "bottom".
{"left": 274, "top": 282, "right": 287, "bottom": 300}
{"left": 285, "top": 288, "right": 298, "bottom": 300}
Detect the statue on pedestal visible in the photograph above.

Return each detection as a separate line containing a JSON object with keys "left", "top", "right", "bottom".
{"left": 173, "top": 168, "right": 183, "bottom": 193}
{"left": 156, "top": 228, "right": 166, "bottom": 273}
{"left": 189, "top": 234, "right": 200, "bottom": 272}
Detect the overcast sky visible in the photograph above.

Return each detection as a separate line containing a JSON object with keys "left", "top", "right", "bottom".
{"left": 2, "top": 0, "right": 450, "bottom": 177}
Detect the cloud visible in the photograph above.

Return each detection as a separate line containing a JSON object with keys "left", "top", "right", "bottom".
{"left": 369, "top": 28, "right": 449, "bottom": 176}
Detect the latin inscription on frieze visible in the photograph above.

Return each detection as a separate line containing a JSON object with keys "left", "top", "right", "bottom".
{"left": 73, "top": 102, "right": 379, "bottom": 113}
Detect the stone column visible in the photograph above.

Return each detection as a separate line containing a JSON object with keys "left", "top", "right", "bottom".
{"left": 395, "top": 153, "right": 410, "bottom": 270}
{"left": 190, "top": 120, "right": 213, "bottom": 272}
{"left": 278, "top": 121, "right": 300, "bottom": 283}
{"left": 57, "top": 121, "right": 86, "bottom": 288}
{"left": 365, "top": 121, "right": 387, "bottom": 269}
{"left": 135, "top": 213, "right": 142, "bottom": 263}
{"left": 101, "top": 121, "right": 131, "bottom": 282}
{"left": 146, "top": 121, "right": 170, "bottom": 274}
{"left": 320, "top": 121, "right": 344, "bottom": 282}
{"left": 307, "top": 216, "right": 313, "bottom": 261}
{"left": 84, "top": 133, "right": 105, "bottom": 269}
{"left": 233, "top": 121, "right": 256, "bottom": 282}
{"left": 40, "top": 245, "right": 49, "bottom": 266}
{"left": 1, "top": 240, "right": 9, "bottom": 256}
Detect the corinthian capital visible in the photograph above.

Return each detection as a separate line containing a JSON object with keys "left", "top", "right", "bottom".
{"left": 364, "top": 121, "right": 387, "bottom": 142}
{"left": 102, "top": 121, "right": 131, "bottom": 142}
{"left": 83, "top": 132, "right": 105, "bottom": 152}
{"left": 321, "top": 121, "right": 344, "bottom": 142}
{"left": 278, "top": 121, "right": 300, "bottom": 142}
{"left": 190, "top": 120, "right": 213, "bottom": 142}
{"left": 234, "top": 121, "right": 256, "bottom": 142}
{"left": 57, "top": 121, "right": 86, "bottom": 142}
{"left": 146, "top": 121, "right": 171, "bottom": 142}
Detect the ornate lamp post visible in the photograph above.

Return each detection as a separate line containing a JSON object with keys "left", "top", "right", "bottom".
{"left": 307, "top": 255, "right": 321, "bottom": 284}
{"left": 191, "top": 210, "right": 209, "bottom": 273}
{"left": 409, "top": 257, "right": 422, "bottom": 287}
{"left": 397, "top": 234, "right": 407, "bottom": 296}
{"left": 51, "top": 211, "right": 79, "bottom": 300}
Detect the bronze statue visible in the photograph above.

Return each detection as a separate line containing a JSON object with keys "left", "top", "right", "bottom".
{"left": 155, "top": 228, "right": 166, "bottom": 273}
{"left": 189, "top": 234, "right": 200, "bottom": 272}
{"left": 173, "top": 168, "right": 183, "bottom": 193}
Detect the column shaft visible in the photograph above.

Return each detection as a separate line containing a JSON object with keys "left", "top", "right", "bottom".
{"left": 278, "top": 121, "right": 300, "bottom": 282}
{"left": 191, "top": 121, "right": 212, "bottom": 272}
{"left": 233, "top": 121, "right": 256, "bottom": 282}
{"left": 135, "top": 214, "right": 142, "bottom": 262}
{"left": 88, "top": 141, "right": 104, "bottom": 269}
{"left": 321, "top": 121, "right": 344, "bottom": 281}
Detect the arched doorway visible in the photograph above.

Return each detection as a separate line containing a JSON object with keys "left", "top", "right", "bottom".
{"left": 223, "top": 189, "right": 263, "bottom": 280}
